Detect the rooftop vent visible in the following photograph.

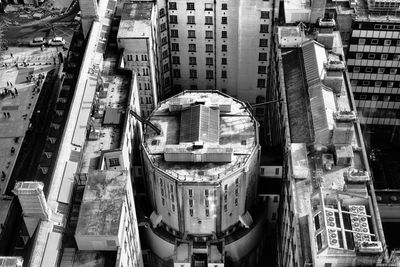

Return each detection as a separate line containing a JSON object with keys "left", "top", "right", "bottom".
{"left": 345, "top": 169, "right": 370, "bottom": 183}
{"left": 318, "top": 18, "right": 336, "bottom": 28}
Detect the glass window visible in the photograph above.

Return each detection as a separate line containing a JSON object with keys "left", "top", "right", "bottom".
{"left": 221, "top": 44, "right": 227, "bottom": 52}
{"left": 170, "top": 15, "right": 178, "bottom": 24}
{"left": 259, "top": 53, "right": 267, "bottom": 61}
{"left": 205, "top": 30, "right": 213, "bottom": 39}
{"left": 356, "top": 53, "right": 363, "bottom": 59}
{"left": 206, "top": 44, "right": 213, "bottom": 52}
{"left": 371, "top": 39, "right": 378, "bottom": 45}
{"left": 188, "top": 30, "right": 196, "bottom": 38}
{"left": 173, "top": 69, "right": 180, "bottom": 78}
{"left": 358, "top": 38, "right": 365, "bottom": 45}
{"left": 378, "top": 67, "right": 385, "bottom": 73}
{"left": 169, "top": 2, "right": 177, "bottom": 10}
{"left": 171, "top": 43, "right": 179, "bottom": 51}
{"left": 172, "top": 56, "right": 180, "bottom": 64}
{"left": 170, "top": 29, "right": 178, "bottom": 38}
{"left": 189, "top": 57, "right": 197, "bottom": 65}
{"left": 368, "top": 53, "right": 375, "bottom": 59}
{"left": 366, "top": 67, "right": 372, "bottom": 73}
{"left": 205, "top": 16, "right": 213, "bottom": 25}
{"left": 260, "top": 39, "right": 268, "bottom": 47}
{"left": 189, "top": 43, "right": 196, "bottom": 52}
{"left": 187, "top": 15, "right": 195, "bottom": 24}
{"left": 381, "top": 54, "right": 388, "bottom": 60}
{"left": 159, "top": 8, "right": 165, "bottom": 18}
{"left": 260, "top": 24, "right": 269, "bottom": 33}
{"left": 187, "top": 2, "right": 195, "bottom": 10}
{"left": 190, "top": 69, "right": 197, "bottom": 78}
{"left": 206, "top": 57, "right": 213, "bottom": 65}
{"left": 205, "top": 3, "right": 213, "bottom": 10}
{"left": 222, "top": 17, "right": 227, "bottom": 24}
{"left": 222, "top": 31, "right": 227, "bottom": 38}
{"left": 384, "top": 39, "right": 391, "bottom": 46}
{"left": 390, "top": 68, "right": 397, "bottom": 74}
{"left": 206, "top": 70, "right": 214, "bottom": 79}
{"left": 221, "top": 58, "right": 227, "bottom": 65}
{"left": 258, "top": 65, "right": 267, "bottom": 74}
{"left": 222, "top": 3, "right": 227, "bottom": 10}
{"left": 261, "top": 11, "right": 270, "bottom": 19}
{"left": 387, "top": 81, "right": 394, "bottom": 87}
{"left": 221, "top": 70, "right": 227, "bottom": 78}
{"left": 257, "top": 79, "right": 266, "bottom": 88}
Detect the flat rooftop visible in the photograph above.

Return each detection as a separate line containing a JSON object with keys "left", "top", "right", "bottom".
{"left": 75, "top": 170, "right": 128, "bottom": 237}
{"left": 117, "top": 2, "right": 153, "bottom": 39}
{"left": 144, "top": 91, "right": 258, "bottom": 182}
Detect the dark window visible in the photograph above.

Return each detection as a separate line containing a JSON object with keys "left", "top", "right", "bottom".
{"left": 162, "top": 50, "right": 168, "bottom": 58}
{"left": 190, "top": 69, "right": 197, "bottom": 78}
{"left": 171, "top": 43, "right": 179, "bottom": 51}
{"left": 261, "top": 11, "right": 270, "bottom": 19}
{"left": 169, "top": 2, "right": 177, "bottom": 10}
{"left": 258, "top": 65, "right": 267, "bottom": 74}
{"left": 188, "top": 30, "right": 196, "bottom": 38}
{"left": 172, "top": 56, "right": 180, "bottom": 64}
{"left": 189, "top": 57, "right": 197, "bottom": 65}
{"left": 159, "top": 8, "right": 165, "bottom": 18}
{"left": 187, "top": 2, "right": 195, "bottom": 10}
{"left": 189, "top": 44, "right": 196, "bottom": 52}
{"left": 260, "top": 39, "right": 268, "bottom": 47}
{"left": 206, "top": 70, "right": 214, "bottom": 79}
{"left": 190, "top": 84, "right": 197, "bottom": 90}
{"left": 221, "top": 44, "right": 227, "bottom": 51}
{"left": 187, "top": 16, "right": 195, "bottom": 24}
{"left": 221, "top": 70, "right": 227, "bottom": 78}
{"left": 221, "top": 17, "right": 227, "bottom": 24}
{"left": 170, "top": 15, "right": 178, "bottom": 24}
{"left": 205, "top": 30, "right": 213, "bottom": 39}
{"left": 221, "top": 58, "right": 227, "bottom": 65}
{"left": 109, "top": 158, "right": 120, "bottom": 167}
{"left": 222, "top": 31, "right": 227, "bottom": 38}
{"left": 259, "top": 53, "right": 267, "bottom": 61}
{"left": 161, "top": 37, "right": 167, "bottom": 45}
{"left": 206, "top": 44, "right": 213, "bottom": 52}
{"left": 257, "top": 79, "right": 266, "bottom": 88}
{"left": 260, "top": 24, "right": 269, "bottom": 33}
{"left": 173, "top": 69, "right": 180, "bottom": 78}
{"left": 171, "top": 29, "right": 178, "bottom": 37}
{"left": 206, "top": 57, "right": 213, "bottom": 65}
{"left": 160, "top": 23, "right": 166, "bottom": 32}
{"left": 205, "top": 16, "right": 213, "bottom": 25}
{"left": 222, "top": 3, "right": 227, "bottom": 10}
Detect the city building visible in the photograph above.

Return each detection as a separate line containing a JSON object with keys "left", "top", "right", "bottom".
{"left": 116, "top": 2, "right": 159, "bottom": 118}
{"left": 75, "top": 170, "right": 142, "bottom": 267}
{"left": 270, "top": 25, "right": 392, "bottom": 266}
{"left": 141, "top": 90, "right": 267, "bottom": 266}
{"left": 0, "top": 257, "right": 23, "bottom": 267}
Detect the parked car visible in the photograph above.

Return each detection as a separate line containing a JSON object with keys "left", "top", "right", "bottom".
{"left": 29, "top": 37, "right": 46, "bottom": 47}
{"left": 48, "top": 37, "right": 66, "bottom": 46}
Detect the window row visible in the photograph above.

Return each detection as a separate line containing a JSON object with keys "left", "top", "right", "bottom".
{"left": 359, "top": 107, "right": 400, "bottom": 119}
{"left": 351, "top": 66, "right": 398, "bottom": 74}
{"left": 354, "top": 92, "right": 400, "bottom": 102}
{"left": 170, "top": 15, "right": 227, "bottom": 25}
{"left": 171, "top": 43, "right": 227, "bottom": 52}
{"left": 169, "top": 2, "right": 228, "bottom": 10}
{"left": 126, "top": 54, "right": 148, "bottom": 61}
{"left": 172, "top": 56, "right": 228, "bottom": 65}
{"left": 173, "top": 69, "right": 227, "bottom": 79}
{"left": 351, "top": 79, "right": 400, "bottom": 88}
{"left": 171, "top": 29, "right": 228, "bottom": 39}
{"left": 357, "top": 38, "right": 400, "bottom": 46}
{"left": 350, "top": 52, "right": 400, "bottom": 61}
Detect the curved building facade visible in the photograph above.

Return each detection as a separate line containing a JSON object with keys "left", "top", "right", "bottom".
{"left": 141, "top": 91, "right": 264, "bottom": 266}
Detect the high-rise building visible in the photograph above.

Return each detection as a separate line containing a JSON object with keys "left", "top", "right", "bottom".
{"left": 269, "top": 24, "right": 393, "bottom": 266}
{"left": 141, "top": 90, "right": 266, "bottom": 266}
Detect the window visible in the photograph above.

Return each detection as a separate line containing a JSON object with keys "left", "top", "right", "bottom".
{"left": 188, "top": 30, "right": 196, "bottom": 39}
{"left": 189, "top": 199, "right": 193, "bottom": 207}
{"left": 169, "top": 2, "right": 177, "bottom": 10}
{"left": 260, "top": 24, "right": 269, "bottom": 33}
{"left": 366, "top": 67, "right": 372, "bottom": 73}
{"left": 390, "top": 68, "right": 397, "bottom": 74}
{"left": 372, "top": 95, "right": 379, "bottom": 101}
{"left": 222, "top": 3, "right": 227, "bottom": 10}
{"left": 170, "top": 15, "right": 178, "bottom": 24}
{"left": 378, "top": 67, "right": 385, "bottom": 74}
{"left": 189, "top": 44, "right": 196, "bottom": 52}
{"left": 159, "top": 8, "right": 165, "bottom": 18}
{"left": 205, "top": 16, "right": 213, "bottom": 25}
{"left": 206, "top": 70, "right": 214, "bottom": 79}
{"left": 205, "top": 3, "right": 213, "bottom": 10}
{"left": 375, "top": 81, "right": 382, "bottom": 86}
{"left": 384, "top": 39, "right": 391, "bottom": 46}
{"left": 222, "top": 31, "right": 227, "bottom": 38}
{"left": 206, "top": 57, "right": 213, "bottom": 65}
{"left": 358, "top": 38, "right": 366, "bottom": 45}
{"left": 384, "top": 95, "right": 390, "bottom": 101}
{"left": 161, "top": 37, "right": 167, "bottom": 45}
{"left": 258, "top": 66, "right": 267, "bottom": 74}
{"left": 221, "top": 58, "right": 227, "bottom": 65}
{"left": 387, "top": 81, "right": 394, "bottom": 87}
{"left": 187, "top": 2, "right": 195, "bottom": 10}
{"left": 188, "top": 188, "right": 193, "bottom": 197}
{"left": 260, "top": 39, "right": 268, "bottom": 47}
{"left": 273, "top": 196, "right": 279, "bottom": 202}
{"left": 205, "top": 30, "right": 213, "bottom": 39}
{"left": 109, "top": 158, "right": 120, "bottom": 167}
{"left": 261, "top": 11, "right": 270, "bottom": 19}
{"left": 221, "top": 70, "right": 227, "bottom": 78}
{"left": 259, "top": 53, "right": 267, "bottom": 61}
{"left": 190, "top": 209, "right": 193, "bottom": 216}
{"left": 206, "top": 44, "right": 213, "bottom": 52}
{"left": 187, "top": 15, "right": 195, "bottom": 24}
{"left": 205, "top": 209, "right": 210, "bottom": 217}
{"left": 368, "top": 53, "right": 375, "bottom": 59}
{"left": 171, "top": 29, "right": 178, "bottom": 38}
{"left": 257, "top": 79, "right": 266, "bottom": 88}
{"left": 162, "top": 50, "right": 168, "bottom": 58}
{"left": 127, "top": 54, "right": 132, "bottom": 61}
{"left": 356, "top": 53, "right": 363, "bottom": 59}
{"left": 160, "top": 23, "right": 166, "bottom": 32}
{"left": 172, "top": 204, "right": 176, "bottom": 212}
{"left": 351, "top": 80, "right": 357, "bottom": 86}
{"left": 394, "top": 54, "right": 400, "bottom": 61}
{"left": 371, "top": 39, "right": 378, "bottom": 45}
{"left": 234, "top": 198, "right": 238, "bottom": 206}
{"left": 189, "top": 57, "right": 197, "bottom": 65}
{"left": 224, "top": 204, "right": 227, "bottom": 212}
{"left": 173, "top": 69, "right": 181, "bottom": 78}
{"left": 190, "top": 85, "right": 197, "bottom": 90}
{"left": 272, "top": 212, "right": 277, "bottom": 220}
{"left": 381, "top": 54, "right": 388, "bottom": 60}
{"left": 397, "top": 40, "right": 400, "bottom": 46}
{"left": 172, "top": 56, "right": 180, "bottom": 64}
{"left": 360, "top": 94, "right": 367, "bottom": 100}
{"left": 142, "top": 55, "right": 147, "bottom": 61}
{"left": 221, "top": 17, "right": 227, "bottom": 24}
{"left": 171, "top": 43, "right": 179, "bottom": 51}
{"left": 190, "top": 69, "right": 197, "bottom": 78}
{"left": 221, "top": 44, "right": 227, "bottom": 52}
{"left": 362, "top": 81, "right": 370, "bottom": 86}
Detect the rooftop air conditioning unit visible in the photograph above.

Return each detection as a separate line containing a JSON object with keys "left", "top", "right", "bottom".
{"left": 358, "top": 241, "right": 383, "bottom": 253}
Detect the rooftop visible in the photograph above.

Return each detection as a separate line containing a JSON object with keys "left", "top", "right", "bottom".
{"left": 117, "top": 2, "right": 153, "bottom": 39}
{"left": 75, "top": 170, "right": 128, "bottom": 237}
{"left": 143, "top": 91, "right": 259, "bottom": 182}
